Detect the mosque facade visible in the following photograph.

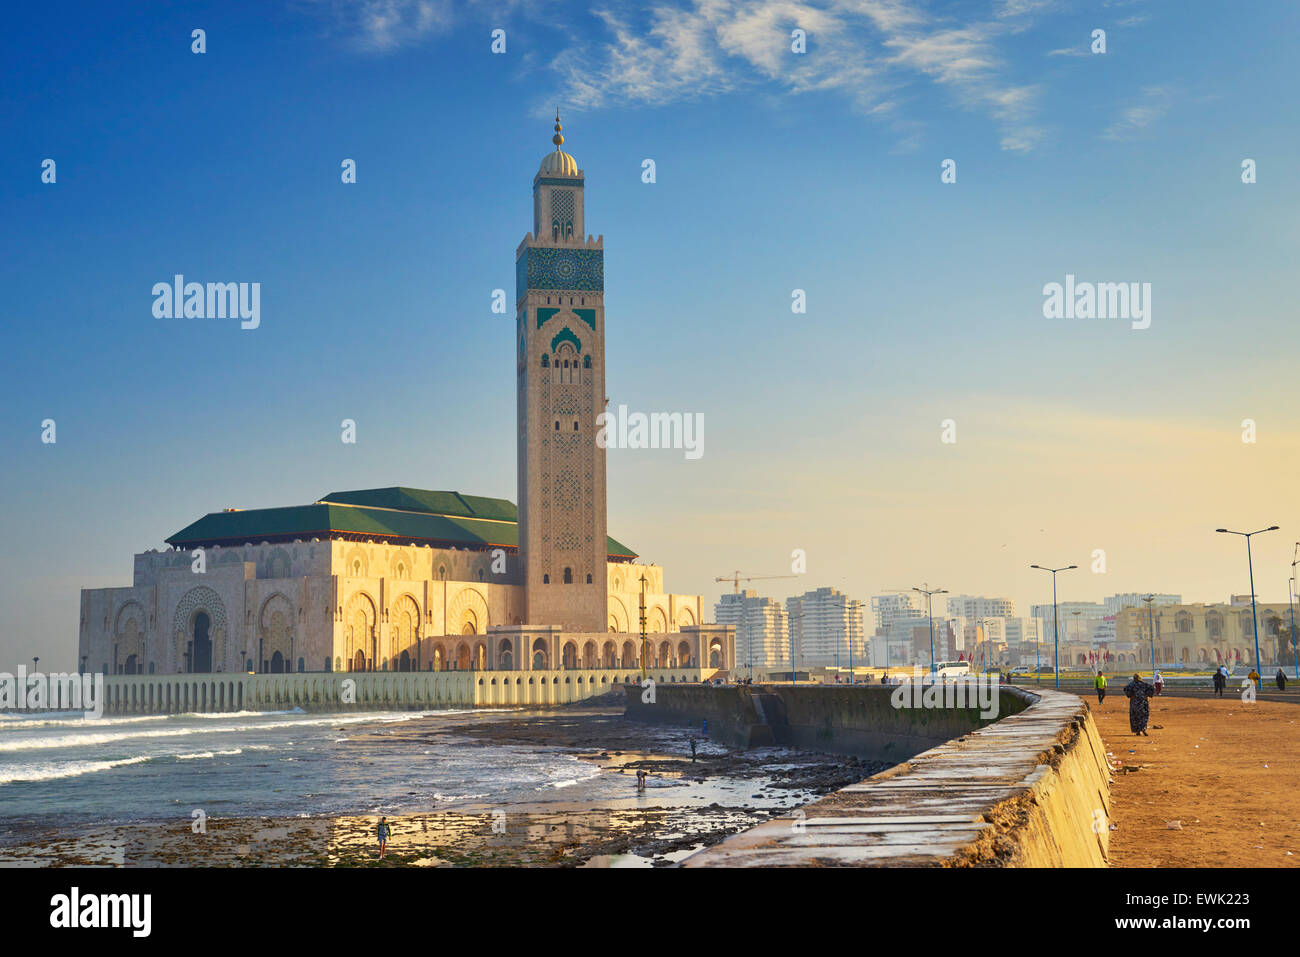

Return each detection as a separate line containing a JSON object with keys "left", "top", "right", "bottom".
{"left": 77, "top": 118, "right": 733, "bottom": 680}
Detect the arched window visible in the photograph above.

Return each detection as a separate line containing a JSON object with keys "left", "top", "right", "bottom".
{"left": 574, "top": 421, "right": 579, "bottom": 431}
{"left": 586, "top": 573, "right": 593, "bottom": 584}
{"left": 564, "top": 567, "right": 573, "bottom": 584}
{"left": 554, "top": 420, "right": 559, "bottom": 430}
{"left": 541, "top": 354, "right": 549, "bottom": 368}
{"left": 543, "top": 574, "right": 550, "bottom": 584}
{"left": 583, "top": 355, "right": 591, "bottom": 369}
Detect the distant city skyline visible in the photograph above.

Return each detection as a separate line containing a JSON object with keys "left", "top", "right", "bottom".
{"left": 4, "top": 1, "right": 1299, "bottom": 668}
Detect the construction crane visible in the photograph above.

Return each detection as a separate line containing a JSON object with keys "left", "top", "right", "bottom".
{"left": 715, "top": 571, "right": 797, "bottom": 594}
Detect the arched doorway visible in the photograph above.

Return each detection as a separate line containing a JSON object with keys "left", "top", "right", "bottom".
{"left": 602, "top": 641, "right": 616, "bottom": 667}
{"left": 532, "top": 638, "right": 550, "bottom": 670}
{"left": 678, "top": 641, "right": 692, "bottom": 666}
{"left": 192, "top": 612, "right": 212, "bottom": 672}
{"left": 562, "top": 642, "right": 578, "bottom": 669}
{"left": 124, "top": 654, "right": 139, "bottom": 674}
{"left": 270, "top": 651, "right": 285, "bottom": 673}
{"left": 621, "top": 641, "right": 635, "bottom": 668}
{"left": 456, "top": 643, "right": 472, "bottom": 670}
{"left": 352, "top": 650, "right": 366, "bottom": 672}
{"left": 399, "top": 650, "right": 412, "bottom": 672}
{"left": 709, "top": 642, "right": 722, "bottom": 668}
{"left": 498, "top": 639, "right": 514, "bottom": 670}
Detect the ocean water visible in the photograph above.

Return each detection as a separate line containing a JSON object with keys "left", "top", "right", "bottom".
{"left": 0, "top": 708, "right": 619, "bottom": 826}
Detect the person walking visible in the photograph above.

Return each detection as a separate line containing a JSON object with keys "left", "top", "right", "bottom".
{"left": 689, "top": 738, "right": 697, "bottom": 762}
{"left": 1212, "top": 666, "right": 1226, "bottom": 698}
{"left": 376, "top": 816, "right": 392, "bottom": 859}
{"left": 1152, "top": 671, "right": 1164, "bottom": 696}
{"left": 1093, "top": 671, "right": 1107, "bottom": 705}
{"left": 1275, "top": 668, "right": 1287, "bottom": 691}
{"left": 1123, "top": 673, "right": 1155, "bottom": 736}
{"left": 1248, "top": 668, "right": 1260, "bottom": 689}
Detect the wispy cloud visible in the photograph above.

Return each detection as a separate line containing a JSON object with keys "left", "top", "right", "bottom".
{"left": 553, "top": 0, "right": 1049, "bottom": 151}
{"left": 304, "top": 0, "right": 456, "bottom": 52}
{"left": 302, "top": 0, "right": 1067, "bottom": 151}
{"left": 1104, "top": 84, "right": 1170, "bottom": 140}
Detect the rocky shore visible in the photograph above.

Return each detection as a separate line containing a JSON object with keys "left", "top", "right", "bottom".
{"left": 0, "top": 701, "right": 889, "bottom": 867}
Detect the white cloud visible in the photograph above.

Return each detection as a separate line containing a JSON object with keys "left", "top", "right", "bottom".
{"left": 1104, "top": 85, "right": 1170, "bottom": 140}
{"left": 304, "top": 0, "right": 1063, "bottom": 150}
{"left": 306, "top": 0, "right": 456, "bottom": 52}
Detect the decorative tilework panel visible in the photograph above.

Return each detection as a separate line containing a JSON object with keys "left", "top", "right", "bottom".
{"left": 517, "top": 247, "right": 604, "bottom": 301}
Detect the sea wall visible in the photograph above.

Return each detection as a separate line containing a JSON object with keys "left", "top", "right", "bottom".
{"left": 625, "top": 683, "right": 1111, "bottom": 867}
{"left": 624, "top": 682, "right": 1030, "bottom": 762}
{"left": 94, "top": 667, "right": 703, "bottom": 714}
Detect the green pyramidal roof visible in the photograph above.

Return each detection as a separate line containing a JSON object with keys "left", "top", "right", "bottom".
{"left": 320, "top": 487, "right": 518, "bottom": 523}
{"left": 165, "top": 486, "right": 637, "bottom": 559}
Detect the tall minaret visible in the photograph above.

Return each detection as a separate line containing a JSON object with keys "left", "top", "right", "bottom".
{"left": 515, "top": 113, "right": 608, "bottom": 633}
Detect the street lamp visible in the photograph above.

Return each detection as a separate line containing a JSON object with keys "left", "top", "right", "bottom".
{"left": 1288, "top": 575, "right": 1298, "bottom": 681}
{"left": 1141, "top": 595, "right": 1157, "bottom": 682}
{"left": 1290, "top": 543, "right": 1300, "bottom": 680}
{"left": 788, "top": 612, "right": 804, "bottom": 684}
{"left": 1030, "top": 564, "right": 1077, "bottom": 689}
{"left": 978, "top": 617, "right": 999, "bottom": 674}
{"left": 1216, "top": 526, "right": 1278, "bottom": 673}
{"left": 912, "top": 584, "right": 947, "bottom": 676}
{"left": 849, "top": 600, "right": 862, "bottom": 684}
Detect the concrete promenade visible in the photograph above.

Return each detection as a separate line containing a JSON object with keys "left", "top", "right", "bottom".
{"left": 624, "top": 683, "right": 1111, "bottom": 867}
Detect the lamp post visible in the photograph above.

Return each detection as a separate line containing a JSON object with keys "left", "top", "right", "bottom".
{"left": 788, "top": 612, "right": 804, "bottom": 684}
{"left": 1030, "top": 564, "right": 1077, "bottom": 690}
{"left": 1216, "top": 526, "right": 1278, "bottom": 673}
{"left": 912, "top": 584, "right": 947, "bottom": 676}
{"left": 977, "top": 617, "right": 996, "bottom": 673}
{"left": 1290, "top": 543, "right": 1300, "bottom": 680}
{"left": 849, "top": 600, "right": 862, "bottom": 684}
{"left": 1288, "top": 575, "right": 1298, "bottom": 681}
{"left": 1141, "top": 595, "right": 1157, "bottom": 681}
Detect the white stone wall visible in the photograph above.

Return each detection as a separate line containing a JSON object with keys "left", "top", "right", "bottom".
{"left": 80, "top": 540, "right": 704, "bottom": 675}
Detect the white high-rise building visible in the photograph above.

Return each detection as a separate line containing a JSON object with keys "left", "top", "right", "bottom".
{"left": 787, "top": 587, "right": 867, "bottom": 669}
{"left": 945, "top": 595, "right": 1015, "bottom": 620}
{"left": 871, "top": 593, "right": 925, "bottom": 632}
{"left": 1104, "top": 593, "right": 1181, "bottom": 616}
{"left": 714, "top": 590, "right": 789, "bottom": 673}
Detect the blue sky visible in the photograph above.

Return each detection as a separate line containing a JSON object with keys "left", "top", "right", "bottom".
{"left": 3, "top": 0, "right": 1299, "bottom": 667}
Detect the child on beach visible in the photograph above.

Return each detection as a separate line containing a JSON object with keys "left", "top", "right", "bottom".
{"left": 377, "top": 817, "right": 392, "bottom": 858}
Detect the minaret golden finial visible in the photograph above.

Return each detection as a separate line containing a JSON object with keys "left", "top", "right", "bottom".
{"left": 553, "top": 109, "right": 564, "bottom": 149}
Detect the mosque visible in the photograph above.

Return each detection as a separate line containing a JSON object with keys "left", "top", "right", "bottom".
{"left": 78, "top": 117, "right": 734, "bottom": 682}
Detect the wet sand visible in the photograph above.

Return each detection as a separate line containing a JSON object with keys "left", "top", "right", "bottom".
{"left": 0, "top": 702, "right": 888, "bottom": 867}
